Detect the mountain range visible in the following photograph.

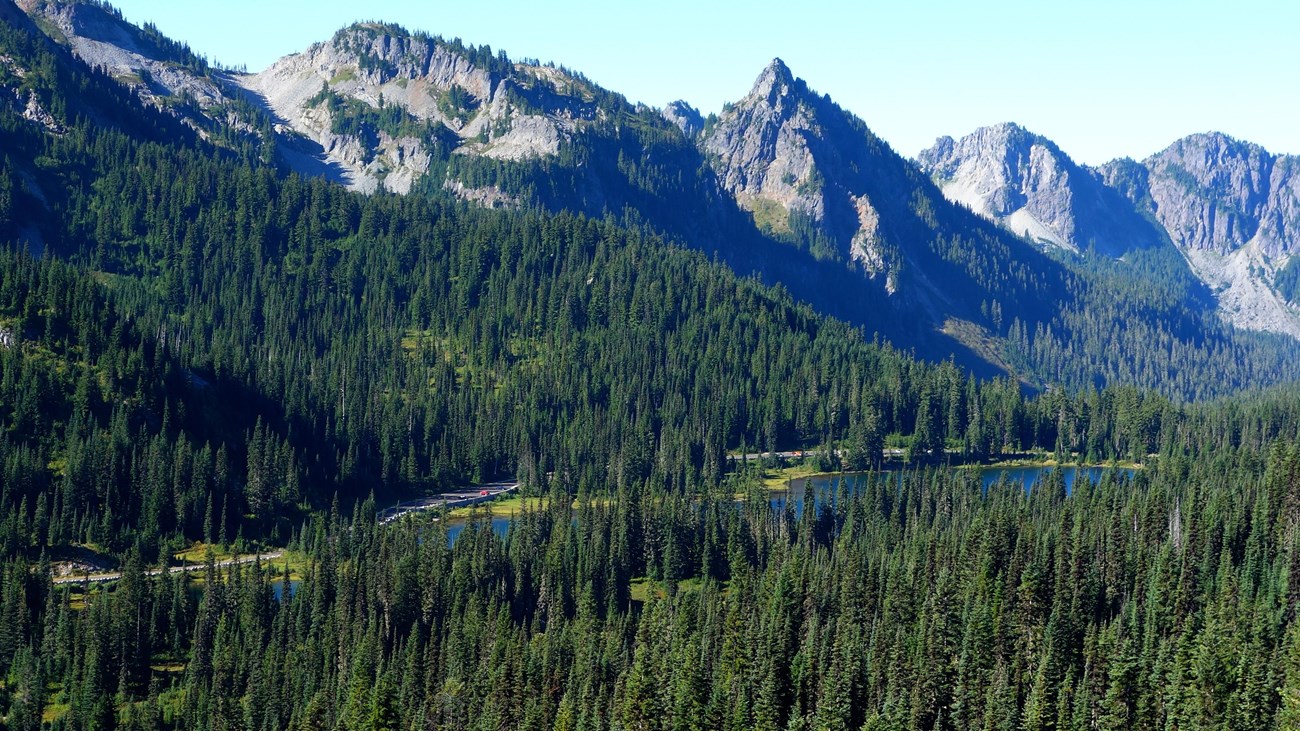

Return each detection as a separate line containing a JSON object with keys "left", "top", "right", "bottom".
{"left": 8, "top": 6, "right": 1300, "bottom": 729}
{"left": 918, "top": 123, "right": 1300, "bottom": 337}
{"left": 7, "top": 0, "right": 1300, "bottom": 398}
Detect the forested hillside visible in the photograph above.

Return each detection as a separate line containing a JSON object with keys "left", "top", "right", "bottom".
{"left": 1, "top": 83, "right": 1174, "bottom": 558}
{"left": 3, "top": 1, "right": 1300, "bottom": 729}
{"left": 15, "top": 0, "right": 1300, "bottom": 399}
{"left": 5, "top": 439, "right": 1300, "bottom": 730}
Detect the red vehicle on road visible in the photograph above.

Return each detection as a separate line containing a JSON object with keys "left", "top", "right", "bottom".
{"left": 479, "top": 490, "right": 489, "bottom": 496}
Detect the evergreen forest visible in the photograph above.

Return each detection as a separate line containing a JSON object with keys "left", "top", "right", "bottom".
{"left": 1, "top": 2, "right": 1300, "bottom": 729}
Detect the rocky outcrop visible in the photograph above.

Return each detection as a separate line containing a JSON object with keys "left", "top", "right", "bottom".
{"left": 662, "top": 100, "right": 703, "bottom": 138}
{"left": 703, "top": 60, "right": 824, "bottom": 230}
{"left": 20, "top": 88, "right": 55, "bottom": 129}
{"left": 443, "top": 179, "right": 519, "bottom": 209}
{"left": 17, "top": 0, "right": 253, "bottom": 138}
{"left": 917, "top": 123, "right": 1163, "bottom": 257}
{"left": 236, "top": 23, "right": 603, "bottom": 193}
{"left": 922, "top": 122, "right": 1300, "bottom": 336}
{"left": 701, "top": 59, "right": 907, "bottom": 284}
{"left": 17, "top": 7, "right": 605, "bottom": 196}
{"left": 918, "top": 124, "right": 1300, "bottom": 337}
{"left": 1112, "top": 133, "right": 1300, "bottom": 335}
{"left": 1136, "top": 132, "right": 1299, "bottom": 258}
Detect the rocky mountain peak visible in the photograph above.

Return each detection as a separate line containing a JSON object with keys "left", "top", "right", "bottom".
{"left": 1155, "top": 131, "right": 1274, "bottom": 196}
{"left": 917, "top": 122, "right": 1057, "bottom": 184}
{"left": 662, "top": 99, "right": 703, "bottom": 138}
{"left": 239, "top": 23, "right": 611, "bottom": 193}
{"left": 318, "top": 23, "right": 498, "bottom": 101}
{"left": 1170, "top": 130, "right": 1262, "bottom": 160}
{"left": 749, "top": 57, "right": 795, "bottom": 101}
{"left": 702, "top": 59, "right": 1002, "bottom": 301}
{"left": 917, "top": 122, "right": 1162, "bottom": 257}
{"left": 702, "top": 60, "right": 842, "bottom": 253}
{"left": 1116, "top": 131, "right": 1300, "bottom": 335}
{"left": 1143, "top": 131, "right": 1277, "bottom": 254}
{"left": 17, "top": 0, "right": 242, "bottom": 134}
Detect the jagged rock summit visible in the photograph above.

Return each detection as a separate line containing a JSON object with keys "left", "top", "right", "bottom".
{"left": 703, "top": 59, "right": 827, "bottom": 232}
{"left": 661, "top": 99, "right": 702, "bottom": 138}
{"left": 698, "top": 57, "right": 1077, "bottom": 376}
{"left": 1128, "top": 132, "right": 1300, "bottom": 258}
{"left": 237, "top": 22, "right": 606, "bottom": 193}
{"left": 917, "top": 122, "right": 1163, "bottom": 257}
{"left": 1107, "top": 132, "right": 1300, "bottom": 335}
{"left": 702, "top": 58, "right": 905, "bottom": 284}
{"left": 922, "top": 121, "right": 1300, "bottom": 336}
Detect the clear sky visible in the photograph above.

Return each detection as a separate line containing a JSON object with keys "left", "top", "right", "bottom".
{"left": 107, "top": 0, "right": 1298, "bottom": 166}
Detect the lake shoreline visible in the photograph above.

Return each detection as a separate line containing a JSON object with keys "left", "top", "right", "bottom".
{"left": 752, "top": 453, "right": 1145, "bottom": 492}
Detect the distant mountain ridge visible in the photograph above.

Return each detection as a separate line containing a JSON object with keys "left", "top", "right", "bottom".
{"left": 917, "top": 123, "right": 1166, "bottom": 257}
{"left": 8, "top": 0, "right": 1300, "bottom": 399}
{"left": 238, "top": 22, "right": 614, "bottom": 194}
{"left": 920, "top": 124, "right": 1300, "bottom": 337}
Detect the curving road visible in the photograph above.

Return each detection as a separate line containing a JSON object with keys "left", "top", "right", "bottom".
{"left": 52, "top": 482, "right": 518, "bottom": 583}
{"left": 727, "top": 448, "right": 905, "bottom": 461}
{"left": 377, "top": 481, "right": 518, "bottom": 524}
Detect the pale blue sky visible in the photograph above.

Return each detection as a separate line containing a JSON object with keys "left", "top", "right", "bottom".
{"left": 109, "top": 0, "right": 1297, "bottom": 165}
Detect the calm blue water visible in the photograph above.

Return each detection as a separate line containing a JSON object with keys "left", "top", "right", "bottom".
{"left": 769, "top": 465, "right": 1135, "bottom": 517}
{"left": 436, "top": 466, "right": 1135, "bottom": 543}
{"left": 271, "top": 579, "right": 300, "bottom": 601}
{"left": 769, "top": 473, "right": 871, "bottom": 514}
{"left": 444, "top": 516, "right": 513, "bottom": 545}
{"left": 978, "top": 465, "right": 1134, "bottom": 493}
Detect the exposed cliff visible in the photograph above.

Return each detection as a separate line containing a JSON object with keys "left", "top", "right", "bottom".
{"left": 1103, "top": 132, "right": 1300, "bottom": 335}
{"left": 18, "top": 0, "right": 259, "bottom": 139}
{"left": 701, "top": 59, "right": 905, "bottom": 285}
{"left": 917, "top": 123, "right": 1164, "bottom": 257}
{"left": 236, "top": 23, "right": 607, "bottom": 193}
{"left": 920, "top": 123, "right": 1300, "bottom": 337}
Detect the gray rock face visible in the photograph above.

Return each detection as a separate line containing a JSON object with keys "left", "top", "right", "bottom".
{"left": 1138, "top": 132, "right": 1299, "bottom": 258}
{"left": 1116, "top": 133, "right": 1300, "bottom": 335}
{"left": 701, "top": 59, "right": 900, "bottom": 286}
{"left": 922, "top": 122, "right": 1300, "bottom": 336}
{"left": 239, "top": 23, "right": 604, "bottom": 193}
{"left": 18, "top": 6, "right": 606, "bottom": 196}
{"left": 917, "top": 123, "right": 1162, "bottom": 257}
{"left": 18, "top": 0, "right": 253, "bottom": 138}
{"left": 20, "top": 88, "right": 62, "bottom": 133}
{"left": 699, "top": 60, "right": 1099, "bottom": 365}
{"left": 703, "top": 60, "right": 825, "bottom": 229}
{"left": 662, "top": 100, "right": 703, "bottom": 138}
